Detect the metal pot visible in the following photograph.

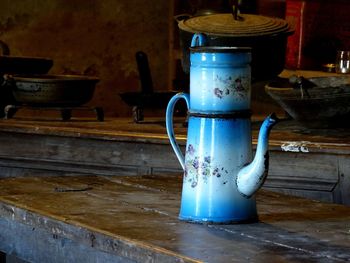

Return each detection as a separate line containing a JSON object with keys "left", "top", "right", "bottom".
{"left": 265, "top": 76, "right": 350, "bottom": 128}
{"left": 177, "top": 12, "right": 294, "bottom": 81}
{"left": 3, "top": 74, "right": 99, "bottom": 107}
{"left": 0, "top": 40, "right": 54, "bottom": 117}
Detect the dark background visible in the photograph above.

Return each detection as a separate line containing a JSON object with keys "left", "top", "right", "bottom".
{"left": 2, "top": 0, "right": 343, "bottom": 118}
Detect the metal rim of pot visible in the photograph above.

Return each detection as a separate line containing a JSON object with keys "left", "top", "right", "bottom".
{"left": 11, "top": 74, "right": 99, "bottom": 83}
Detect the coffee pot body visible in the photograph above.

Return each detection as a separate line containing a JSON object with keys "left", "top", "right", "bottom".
{"left": 166, "top": 34, "right": 278, "bottom": 223}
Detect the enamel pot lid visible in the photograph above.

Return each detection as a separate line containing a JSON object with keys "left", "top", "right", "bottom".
{"left": 178, "top": 13, "right": 293, "bottom": 38}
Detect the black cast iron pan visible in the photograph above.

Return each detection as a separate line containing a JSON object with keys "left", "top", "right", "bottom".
{"left": 0, "top": 40, "right": 53, "bottom": 75}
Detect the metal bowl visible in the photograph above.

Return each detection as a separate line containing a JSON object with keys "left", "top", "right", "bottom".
{"left": 6, "top": 74, "right": 99, "bottom": 107}
{"left": 265, "top": 76, "right": 350, "bottom": 127}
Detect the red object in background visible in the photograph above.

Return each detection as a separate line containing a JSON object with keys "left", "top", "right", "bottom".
{"left": 285, "top": 0, "right": 350, "bottom": 70}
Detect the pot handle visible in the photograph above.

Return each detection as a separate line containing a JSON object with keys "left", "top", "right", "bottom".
{"left": 190, "top": 33, "right": 208, "bottom": 47}
{"left": 174, "top": 14, "right": 191, "bottom": 23}
{"left": 231, "top": 0, "right": 243, "bottom": 21}
{"left": 165, "top": 92, "right": 190, "bottom": 171}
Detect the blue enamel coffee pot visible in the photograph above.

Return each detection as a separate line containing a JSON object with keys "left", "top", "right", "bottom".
{"left": 166, "top": 33, "right": 278, "bottom": 223}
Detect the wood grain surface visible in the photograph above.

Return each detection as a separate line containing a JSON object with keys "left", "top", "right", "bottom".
{"left": 0, "top": 174, "right": 349, "bottom": 262}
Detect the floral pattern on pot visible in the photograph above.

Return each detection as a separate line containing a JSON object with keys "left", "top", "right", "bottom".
{"left": 213, "top": 75, "right": 250, "bottom": 100}
{"left": 184, "top": 144, "right": 229, "bottom": 188}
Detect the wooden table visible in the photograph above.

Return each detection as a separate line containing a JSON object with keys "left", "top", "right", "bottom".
{"left": 0, "top": 174, "right": 349, "bottom": 262}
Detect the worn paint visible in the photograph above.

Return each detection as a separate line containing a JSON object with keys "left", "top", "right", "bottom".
{"left": 281, "top": 141, "right": 312, "bottom": 153}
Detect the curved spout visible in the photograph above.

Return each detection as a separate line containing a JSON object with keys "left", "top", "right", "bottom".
{"left": 237, "top": 113, "right": 279, "bottom": 198}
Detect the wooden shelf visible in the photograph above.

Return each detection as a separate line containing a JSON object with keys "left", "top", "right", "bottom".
{"left": 0, "top": 117, "right": 349, "bottom": 205}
